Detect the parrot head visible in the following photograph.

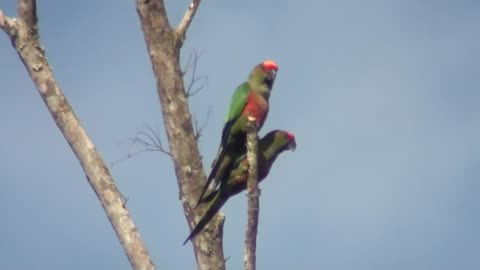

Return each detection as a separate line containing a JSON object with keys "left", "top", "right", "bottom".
{"left": 281, "top": 131, "right": 297, "bottom": 152}
{"left": 249, "top": 60, "right": 279, "bottom": 89}
{"left": 261, "top": 130, "right": 297, "bottom": 153}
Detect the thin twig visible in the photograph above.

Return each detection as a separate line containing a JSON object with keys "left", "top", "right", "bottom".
{"left": 111, "top": 125, "right": 171, "bottom": 168}
{"left": 132, "top": 125, "right": 171, "bottom": 155}
{"left": 182, "top": 49, "right": 203, "bottom": 76}
{"left": 176, "top": 0, "right": 201, "bottom": 41}
{"left": 244, "top": 117, "right": 260, "bottom": 270}
{"left": 193, "top": 106, "right": 212, "bottom": 141}
{"left": 187, "top": 75, "right": 207, "bottom": 97}
{"left": 184, "top": 50, "right": 208, "bottom": 97}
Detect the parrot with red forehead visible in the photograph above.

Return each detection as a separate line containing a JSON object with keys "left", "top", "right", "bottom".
{"left": 184, "top": 130, "right": 296, "bottom": 244}
{"left": 196, "top": 60, "right": 279, "bottom": 207}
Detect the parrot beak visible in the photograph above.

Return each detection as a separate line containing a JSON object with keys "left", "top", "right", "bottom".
{"left": 265, "top": 69, "right": 277, "bottom": 89}
{"left": 267, "top": 69, "right": 277, "bottom": 81}
{"left": 288, "top": 140, "right": 297, "bottom": 151}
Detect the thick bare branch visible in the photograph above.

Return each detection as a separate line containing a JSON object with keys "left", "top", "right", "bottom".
{"left": 244, "top": 117, "right": 260, "bottom": 270}
{"left": 0, "top": 9, "right": 8, "bottom": 28}
{"left": 17, "top": 0, "right": 37, "bottom": 27}
{"left": 0, "top": 9, "right": 17, "bottom": 36}
{"left": 136, "top": 1, "right": 226, "bottom": 269}
{"left": 176, "top": 0, "right": 201, "bottom": 42}
{"left": 1, "top": 3, "right": 155, "bottom": 270}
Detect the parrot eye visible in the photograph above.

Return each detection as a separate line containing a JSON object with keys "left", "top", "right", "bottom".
{"left": 270, "top": 69, "right": 277, "bottom": 77}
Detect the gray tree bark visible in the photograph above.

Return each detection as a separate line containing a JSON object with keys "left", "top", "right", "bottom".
{"left": 244, "top": 119, "right": 260, "bottom": 270}
{"left": 135, "top": 1, "right": 226, "bottom": 269}
{"left": 0, "top": 1, "right": 155, "bottom": 270}
{"left": 1, "top": 0, "right": 231, "bottom": 269}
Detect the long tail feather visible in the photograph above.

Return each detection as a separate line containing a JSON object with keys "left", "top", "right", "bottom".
{"left": 195, "top": 148, "right": 228, "bottom": 208}
{"left": 183, "top": 190, "right": 228, "bottom": 245}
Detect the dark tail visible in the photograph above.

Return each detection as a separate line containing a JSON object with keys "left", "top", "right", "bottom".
{"left": 195, "top": 148, "right": 228, "bottom": 208}
{"left": 183, "top": 189, "right": 228, "bottom": 245}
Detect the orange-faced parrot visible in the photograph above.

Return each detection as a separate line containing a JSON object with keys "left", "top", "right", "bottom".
{"left": 196, "top": 60, "right": 279, "bottom": 207}
{"left": 184, "top": 130, "right": 296, "bottom": 245}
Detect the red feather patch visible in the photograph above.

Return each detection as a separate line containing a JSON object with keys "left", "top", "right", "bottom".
{"left": 262, "top": 60, "right": 278, "bottom": 71}
{"left": 286, "top": 132, "right": 295, "bottom": 141}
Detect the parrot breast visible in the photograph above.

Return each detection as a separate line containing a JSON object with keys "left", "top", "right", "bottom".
{"left": 243, "top": 92, "right": 269, "bottom": 127}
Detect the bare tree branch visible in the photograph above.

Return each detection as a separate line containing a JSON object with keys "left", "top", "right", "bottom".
{"left": 193, "top": 107, "right": 212, "bottom": 141}
{"left": 131, "top": 125, "right": 171, "bottom": 155}
{"left": 111, "top": 125, "right": 171, "bottom": 168}
{"left": 182, "top": 50, "right": 195, "bottom": 76}
{"left": 0, "top": 9, "right": 17, "bottom": 37}
{"left": 188, "top": 76, "right": 207, "bottom": 97}
{"left": 136, "top": 1, "right": 226, "bottom": 269}
{"left": 0, "top": 9, "right": 8, "bottom": 27}
{"left": 0, "top": 3, "right": 155, "bottom": 270}
{"left": 244, "top": 117, "right": 260, "bottom": 270}
{"left": 176, "top": 0, "right": 201, "bottom": 42}
{"left": 184, "top": 50, "right": 208, "bottom": 97}
{"left": 17, "top": 0, "right": 37, "bottom": 27}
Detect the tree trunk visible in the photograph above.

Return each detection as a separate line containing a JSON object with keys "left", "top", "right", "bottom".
{"left": 135, "top": 1, "right": 226, "bottom": 269}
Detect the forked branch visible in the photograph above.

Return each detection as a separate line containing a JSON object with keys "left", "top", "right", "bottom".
{"left": 136, "top": 0, "right": 226, "bottom": 269}
{"left": 184, "top": 50, "right": 208, "bottom": 97}
{"left": 176, "top": 0, "right": 201, "bottom": 42}
{"left": 111, "top": 125, "right": 171, "bottom": 168}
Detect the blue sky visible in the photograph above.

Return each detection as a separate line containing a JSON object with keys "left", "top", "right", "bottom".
{"left": 1, "top": 0, "right": 479, "bottom": 269}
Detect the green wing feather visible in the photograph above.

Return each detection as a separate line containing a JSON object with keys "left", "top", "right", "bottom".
{"left": 221, "top": 82, "right": 250, "bottom": 146}
{"left": 195, "top": 83, "right": 250, "bottom": 207}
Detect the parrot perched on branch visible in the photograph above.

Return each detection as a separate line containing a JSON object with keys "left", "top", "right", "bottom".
{"left": 196, "top": 60, "right": 279, "bottom": 207}
{"left": 184, "top": 130, "right": 296, "bottom": 245}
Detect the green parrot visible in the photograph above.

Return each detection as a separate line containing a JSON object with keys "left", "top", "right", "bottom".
{"left": 184, "top": 130, "right": 296, "bottom": 245}
{"left": 196, "top": 60, "right": 279, "bottom": 207}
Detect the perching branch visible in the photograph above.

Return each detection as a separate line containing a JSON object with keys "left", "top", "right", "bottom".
{"left": 136, "top": 1, "right": 226, "bottom": 269}
{"left": 0, "top": 2, "right": 155, "bottom": 270}
{"left": 244, "top": 117, "right": 260, "bottom": 270}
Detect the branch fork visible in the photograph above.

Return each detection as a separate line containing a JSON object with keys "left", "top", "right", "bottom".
{"left": 176, "top": 0, "right": 201, "bottom": 42}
